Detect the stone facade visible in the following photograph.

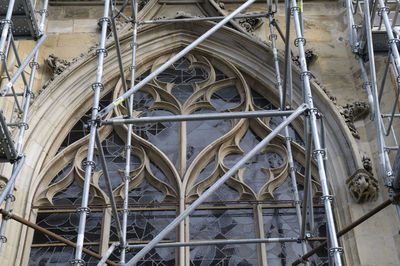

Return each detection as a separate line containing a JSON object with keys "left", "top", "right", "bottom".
{"left": 0, "top": 0, "right": 399, "bottom": 265}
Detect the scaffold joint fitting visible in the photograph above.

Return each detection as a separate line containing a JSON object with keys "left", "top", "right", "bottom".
{"left": 0, "top": 235, "right": 7, "bottom": 243}
{"left": 294, "top": 37, "right": 306, "bottom": 47}
{"left": 69, "top": 259, "right": 86, "bottom": 265}
{"left": 378, "top": 7, "right": 390, "bottom": 16}
{"left": 95, "top": 48, "right": 108, "bottom": 58}
{"left": 5, "top": 193, "right": 16, "bottom": 202}
{"left": 76, "top": 207, "right": 91, "bottom": 215}
{"left": 329, "top": 247, "right": 344, "bottom": 256}
{"left": 321, "top": 195, "right": 334, "bottom": 202}
{"left": 313, "top": 148, "right": 326, "bottom": 159}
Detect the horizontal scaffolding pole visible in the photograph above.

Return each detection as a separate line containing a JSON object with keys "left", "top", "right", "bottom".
{"left": 126, "top": 103, "right": 308, "bottom": 265}
{"left": 126, "top": 237, "right": 325, "bottom": 249}
{"left": 0, "top": 209, "right": 117, "bottom": 266}
{"left": 292, "top": 192, "right": 400, "bottom": 265}
{"left": 139, "top": 13, "right": 268, "bottom": 24}
{"left": 102, "top": 109, "right": 295, "bottom": 125}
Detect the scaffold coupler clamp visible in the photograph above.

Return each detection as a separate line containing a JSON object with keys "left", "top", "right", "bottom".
{"left": 69, "top": 259, "right": 86, "bottom": 266}
{"left": 329, "top": 247, "right": 344, "bottom": 256}
{"left": 2, "top": 209, "right": 12, "bottom": 221}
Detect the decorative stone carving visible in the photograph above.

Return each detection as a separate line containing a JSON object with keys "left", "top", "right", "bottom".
{"left": 238, "top": 17, "right": 262, "bottom": 32}
{"left": 45, "top": 54, "right": 71, "bottom": 76}
{"left": 339, "top": 101, "right": 369, "bottom": 139}
{"left": 362, "top": 155, "right": 373, "bottom": 174}
{"left": 138, "top": 0, "right": 150, "bottom": 11}
{"left": 0, "top": 175, "right": 7, "bottom": 193}
{"left": 293, "top": 49, "right": 317, "bottom": 67}
{"left": 346, "top": 168, "right": 378, "bottom": 203}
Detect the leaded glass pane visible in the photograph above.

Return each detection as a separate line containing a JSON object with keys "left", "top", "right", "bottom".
{"left": 29, "top": 246, "right": 99, "bottom": 266}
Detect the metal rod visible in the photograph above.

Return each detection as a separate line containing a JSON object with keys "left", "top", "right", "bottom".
{"left": 94, "top": 130, "right": 124, "bottom": 244}
{"left": 120, "top": 0, "right": 138, "bottom": 262}
{"left": 364, "top": 0, "right": 388, "bottom": 179}
{"left": 110, "top": 4, "right": 129, "bottom": 95}
{"left": 378, "top": 52, "right": 391, "bottom": 103}
{"left": 282, "top": 0, "right": 292, "bottom": 108}
{"left": 103, "top": 109, "right": 295, "bottom": 125}
{"left": 0, "top": 0, "right": 49, "bottom": 252}
{"left": 300, "top": 117, "right": 312, "bottom": 240}
{"left": 269, "top": 6, "right": 308, "bottom": 260}
{"left": 139, "top": 13, "right": 268, "bottom": 24}
{"left": 0, "top": 209, "right": 118, "bottom": 266}
{"left": 125, "top": 104, "right": 308, "bottom": 265}
{"left": 292, "top": 192, "right": 400, "bottom": 265}
{"left": 378, "top": 0, "right": 400, "bottom": 75}
{"left": 382, "top": 55, "right": 400, "bottom": 136}
{"left": 10, "top": 36, "right": 28, "bottom": 87}
{"left": 0, "top": 34, "right": 47, "bottom": 96}
{"left": 0, "top": 0, "right": 15, "bottom": 58}
{"left": 127, "top": 237, "right": 300, "bottom": 248}
{"left": 284, "top": 125, "right": 309, "bottom": 263}
{"left": 268, "top": 15, "right": 284, "bottom": 110}
{"left": 290, "top": 0, "right": 343, "bottom": 264}
{"left": 0, "top": 156, "right": 24, "bottom": 204}
{"left": 97, "top": 243, "right": 118, "bottom": 266}
{"left": 73, "top": 0, "right": 111, "bottom": 264}
{"left": 2, "top": 30, "right": 23, "bottom": 113}
{"left": 98, "top": 0, "right": 258, "bottom": 118}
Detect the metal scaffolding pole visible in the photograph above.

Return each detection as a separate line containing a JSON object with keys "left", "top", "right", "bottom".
{"left": 125, "top": 104, "right": 308, "bottom": 266}
{"left": 120, "top": 0, "right": 138, "bottom": 263}
{"left": 102, "top": 109, "right": 295, "bottom": 125}
{"left": 72, "top": 0, "right": 111, "bottom": 264}
{"left": 94, "top": 130, "right": 124, "bottom": 244}
{"left": 0, "top": 34, "right": 47, "bottom": 96}
{"left": 0, "top": 0, "right": 15, "bottom": 59}
{"left": 290, "top": 0, "right": 343, "bottom": 264}
{"left": 97, "top": 0, "right": 258, "bottom": 118}
{"left": 0, "top": 0, "right": 49, "bottom": 252}
{"left": 266, "top": 6, "right": 309, "bottom": 262}
{"left": 0, "top": 209, "right": 118, "bottom": 266}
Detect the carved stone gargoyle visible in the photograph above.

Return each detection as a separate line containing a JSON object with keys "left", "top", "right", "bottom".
{"left": 346, "top": 168, "right": 378, "bottom": 203}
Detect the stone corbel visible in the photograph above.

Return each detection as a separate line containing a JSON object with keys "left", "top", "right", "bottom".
{"left": 346, "top": 168, "right": 378, "bottom": 203}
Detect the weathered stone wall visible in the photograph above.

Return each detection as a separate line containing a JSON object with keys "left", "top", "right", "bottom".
{"left": 0, "top": 1, "right": 399, "bottom": 265}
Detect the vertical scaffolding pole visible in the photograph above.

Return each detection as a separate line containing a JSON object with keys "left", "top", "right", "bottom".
{"left": 0, "top": 0, "right": 49, "bottom": 252}
{"left": 290, "top": 0, "right": 343, "bottom": 264}
{"left": 267, "top": 7, "right": 309, "bottom": 262}
{"left": 125, "top": 104, "right": 308, "bottom": 266}
{"left": 72, "top": 0, "right": 111, "bottom": 264}
{"left": 0, "top": 0, "right": 15, "bottom": 59}
{"left": 120, "top": 0, "right": 139, "bottom": 263}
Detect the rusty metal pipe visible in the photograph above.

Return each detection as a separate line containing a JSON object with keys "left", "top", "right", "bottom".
{"left": 0, "top": 209, "right": 117, "bottom": 266}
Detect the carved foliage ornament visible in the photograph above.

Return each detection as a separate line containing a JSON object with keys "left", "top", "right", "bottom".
{"left": 346, "top": 168, "right": 378, "bottom": 203}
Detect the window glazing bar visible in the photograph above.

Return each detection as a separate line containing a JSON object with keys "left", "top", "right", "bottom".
{"left": 125, "top": 103, "right": 308, "bottom": 266}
